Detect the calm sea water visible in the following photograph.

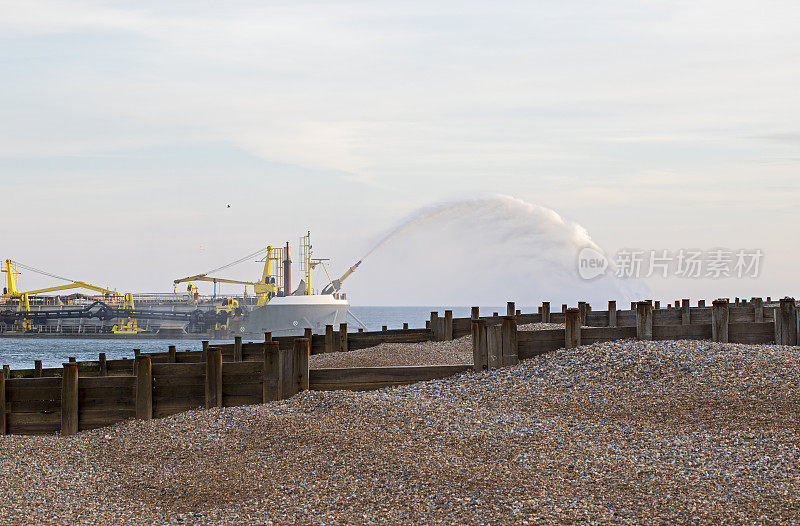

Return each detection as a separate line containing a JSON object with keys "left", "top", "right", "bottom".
{"left": 0, "top": 306, "right": 507, "bottom": 370}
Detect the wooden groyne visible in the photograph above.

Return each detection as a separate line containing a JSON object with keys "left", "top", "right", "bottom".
{"left": 1, "top": 296, "right": 797, "bottom": 436}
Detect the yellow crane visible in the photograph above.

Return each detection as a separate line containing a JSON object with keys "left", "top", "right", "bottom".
{"left": 173, "top": 245, "right": 280, "bottom": 305}
{"left": 2, "top": 259, "right": 122, "bottom": 332}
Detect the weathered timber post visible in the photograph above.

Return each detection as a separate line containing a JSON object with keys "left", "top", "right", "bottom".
{"left": 471, "top": 319, "right": 488, "bottom": 372}
{"left": 426, "top": 321, "right": 430, "bottom": 329}
{"left": 516, "top": 309, "right": 521, "bottom": 316}
{"left": 263, "top": 341, "right": 280, "bottom": 402}
{"left": 0, "top": 367, "right": 6, "bottom": 435}
{"left": 681, "top": 299, "right": 691, "bottom": 325}
{"left": 630, "top": 301, "right": 636, "bottom": 311}
{"left": 444, "top": 310, "right": 453, "bottom": 341}
{"left": 99, "top": 353, "right": 107, "bottom": 376}
{"left": 168, "top": 345, "right": 177, "bottom": 363}
{"left": 471, "top": 306, "right": 480, "bottom": 320}
{"left": 61, "top": 362, "right": 79, "bottom": 436}
{"left": 711, "top": 299, "right": 730, "bottom": 343}
{"left": 565, "top": 308, "right": 581, "bottom": 349}
{"left": 776, "top": 297, "right": 798, "bottom": 345}
{"left": 561, "top": 304, "right": 567, "bottom": 314}
{"left": 635, "top": 301, "right": 653, "bottom": 341}
{"left": 325, "top": 325, "right": 335, "bottom": 353}
{"left": 338, "top": 323, "right": 348, "bottom": 353}
{"left": 752, "top": 297, "right": 764, "bottom": 322}
{"left": 675, "top": 300, "right": 680, "bottom": 309}
{"left": 34, "top": 360, "right": 43, "bottom": 378}
{"left": 135, "top": 355, "right": 153, "bottom": 420}
{"left": 767, "top": 296, "right": 772, "bottom": 302}
{"left": 507, "top": 302, "right": 515, "bottom": 317}
{"left": 403, "top": 322, "right": 409, "bottom": 330}
{"left": 578, "top": 302, "right": 587, "bottom": 325}
{"left": 233, "top": 337, "right": 243, "bottom": 362}
{"left": 654, "top": 300, "right": 661, "bottom": 310}
{"left": 265, "top": 332, "right": 272, "bottom": 342}
{"left": 202, "top": 340, "right": 209, "bottom": 352}
{"left": 540, "top": 302, "right": 550, "bottom": 323}
{"left": 358, "top": 328, "right": 364, "bottom": 333}
{"left": 279, "top": 345, "right": 296, "bottom": 398}
{"left": 735, "top": 297, "right": 740, "bottom": 306}
{"left": 69, "top": 356, "right": 76, "bottom": 363}
{"left": 430, "top": 312, "right": 440, "bottom": 341}
{"left": 492, "top": 312, "right": 499, "bottom": 317}
{"left": 304, "top": 327, "right": 313, "bottom": 340}
{"left": 501, "top": 316, "right": 518, "bottom": 367}
{"left": 486, "top": 324, "right": 502, "bottom": 369}
{"left": 608, "top": 300, "right": 617, "bottom": 327}
{"left": 381, "top": 325, "right": 388, "bottom": 332}
{"left": 204, "top": 348, "right": 222, "bottom": 409}
{"left": 295, "top": 338, "right": 310, "bottom": 392}
{"left": 698, "top": 300, "right": 705, "bottom": 307}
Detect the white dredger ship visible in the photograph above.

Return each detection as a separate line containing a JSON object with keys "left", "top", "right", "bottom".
{"left": 0, "top": 232, "right": 363, "bottom": 338}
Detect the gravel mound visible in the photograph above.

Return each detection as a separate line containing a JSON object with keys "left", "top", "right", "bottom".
{"left": 1, "top": 339, "right": 799, "bottom": 524}
{"left": 311, "top": 323, "right": 564, "bottom": 368}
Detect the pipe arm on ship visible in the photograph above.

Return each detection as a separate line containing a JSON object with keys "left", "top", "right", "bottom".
{"left": 321, "top": 260, "right": 361, "bottom": 295}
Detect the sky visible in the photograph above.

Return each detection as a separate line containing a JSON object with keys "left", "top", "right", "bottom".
{"left": 1, "top": 0, "right": 798, "bottom": 305}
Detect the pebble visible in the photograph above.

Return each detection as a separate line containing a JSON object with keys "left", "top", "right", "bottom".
{"left": 1, "top": 337, "right": 798, "bottom": 524}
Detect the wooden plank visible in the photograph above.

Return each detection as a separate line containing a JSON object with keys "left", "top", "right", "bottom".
{"left": 222, "top": 394, "right": 262, "bottom": 407}
{"left": 153, "top": 399, "right": 204, "bottom": 418}
{"left": 205, "top": 349, "right": 222, "bottom": 409}
{"left": 501, "top": 316, "right": 518, "bottom": 367}
{"left": 518, "top": 339, "right": 562, "bottom": 359}
{"left": 487, "top": 324, "right": 501, "bottom": 369}
{"left": 6, "top": 412, "right": 60, "bottom": 435}
{"left": 135, "top": 356, "right": 152, "bottom": 420}
{"left": 8, "top": 399, "right": 60, "bottom": 412}
{"left": 517, "top": 329, "right": 564, "bottom": 342}
{"left": 222, "top": 361, "right": 262, "bottom": 375}
{"left": 729, "top": 322, "right": 774, "bottom": 344}
{"left": 152, "top": 384, "right": 206, "bottom": 398}
{"left": 581, "top": 326, "right": 636, "bottom": 343}
{"left": 78, "top": 408, "right": 135, "bottom": 430}
{"left": 471, "top": 320, "right": 487, "bottom": 372}
{"left": 151, "top": 362, "right": 206, "bottom": 377}
{"left": 6, "top": 377, "right": 61, "bottom": 389}
{"left": 652, "top": 323, "right": 712, "bottom": 340}
{"left": 263, "top": 341, "right": 280, "bottom": 402}
{"left": 310, "top": 365, "right": 470, "bottom": 385}
{"left": 79, "top": 376, "right": 135, "bottom": 389}
{"left": 5, "top": 387, "right": 61, "bottom": 403}
{"left": 221, "top": 382, "right": 262, "bottom": 397}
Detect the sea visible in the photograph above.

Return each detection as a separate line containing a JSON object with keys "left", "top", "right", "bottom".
{"left": 0, "top": 306, "right": 509, "bottom": 370}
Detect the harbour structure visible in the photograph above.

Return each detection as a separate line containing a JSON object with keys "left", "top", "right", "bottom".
{"left": 0, "top": 232, "right": 362, "bottom": 338}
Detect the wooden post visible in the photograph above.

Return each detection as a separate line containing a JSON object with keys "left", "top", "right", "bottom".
{"left": 752, "top": 297, "right": 764, "bottom": 322}
{"left": 565, "top": 308, "right": 581, "bottom": 349}
{"left": 776, "top": 297, "right": 797, "bottom": 345}
{"left": 133, "top": 349, "right": 140, "bottom": 359}
{"left": 233, "top": 336, "right": 243, "bottom": 362}
{"left": 338, "top": 323, "right": 348, "bottom": 353}
{"left": 202, "top": 340, "right": 209, "bottom": 352}
{"left": 304, "top": 327, "right": 313, "bottom": 340}
{"left": 204, "top": 348, "right": 222, "bottom": 409}
{"left": 515, "top": 309, "right": 521, "bottom": 316}
{"left": 471, "top": 306, "right": 480, "bottom": 320}
{"left": 698, "top": 300, "right": 705, "bottom": 307}
{"left": 325, "top": 324, "right": 335, "bottom": 353}
{"left": 471, "top": 319, "right": 488, "bottom": 372}
{"left": 34, "top": 360, "right": 43, "bottom": 378}
{"left": 578, "top": 302, "right": 587, "bottom": 325}
{"left": 263, "top": 341, "right": 280, "bottom": 402}
{"left": 654, "top": 300, "right": 660, "bottom": 310}
{"left": 168, "top": 345, "right": 177, "bottom": 363}
{"left": 607, "top": 300, "right": 617, "bottom": 327}
{"left": 69, "top": 356, "right": 76, "bottom": 363}
{"left": 735, "top": 297, "right": 740, "bottom": 306}
{"left": 99, "top": 353, "right": 107, "bottom": 376}
{"left": 711, "top": 299, "right": 730, "bottom": 344}
{"left": 541, "top": 302, "right": 550, "bottom": 323}
{"left": 630, "top": 301, "right": 636, "bottom": 311}
{"left": 279, "top": 346, "right": 295, "bottom": 399}
{"left": 381, "top": 325, "right": 388, "bottom": 332}
{"left": 444, "top": 310, "right": 453, "bottom": 341}
{"left": 486, "top": 324, "right": 502, "bottom": 369}
{"left": 501, "top": 316, "right": 518, "bottom": 367}
{"left": 295, "top": 338, "right": 310, "bottom": 392}
{"left": 506, "top": 302, "right": 515, "bottom": 317}
{"left": 492, "top": 312, "right": 499, "bottom": 317}
{"left": 265, "top": 332, "right": 272, "bottom": 342}
{"left": 358, "top": 328, "right": 364, "bottom": 333}
{"left": 0, "top": 367, "right": 5, "bottom": 435}
{"left": 135, "top": 355, "right": 152, "bottom": 420}
{"left": 430, "top": 312, "right": 439, "bottom": 341}
{"left": 2, "top": 364, "right": 9, "bottom": 379}
{"left": 403, "top": 322, "right": 409, "bottom": 330}
{"left": 681, "top": 299, "right": 691, "bottom": 325}
{"left": 635, "top": 301, "right": 653, "bottom": 341}
{"left": 767, "top": 296, "right": 772, "bottom": 302}
{"left": 561, "top": 304, "right": 567, "bottom": 314}
{"left": 61, "top": 362, "right": 79, "bottom": 436}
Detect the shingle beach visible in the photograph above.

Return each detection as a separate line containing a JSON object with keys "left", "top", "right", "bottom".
{"left": 1, "top": 338, "right": 798, "bottom": 524}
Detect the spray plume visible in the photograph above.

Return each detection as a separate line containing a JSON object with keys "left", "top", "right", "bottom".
{"left": 346, "top": 195, "right": 648, "bottom": 306}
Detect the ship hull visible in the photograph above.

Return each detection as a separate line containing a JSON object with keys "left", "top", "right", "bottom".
{"left": 242, "top": 295, "right": 350, "bottom": 338}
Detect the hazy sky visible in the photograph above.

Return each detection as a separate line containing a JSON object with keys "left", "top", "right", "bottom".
{"left": 1, "top": 1, "right": 798, "bottom": 304}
